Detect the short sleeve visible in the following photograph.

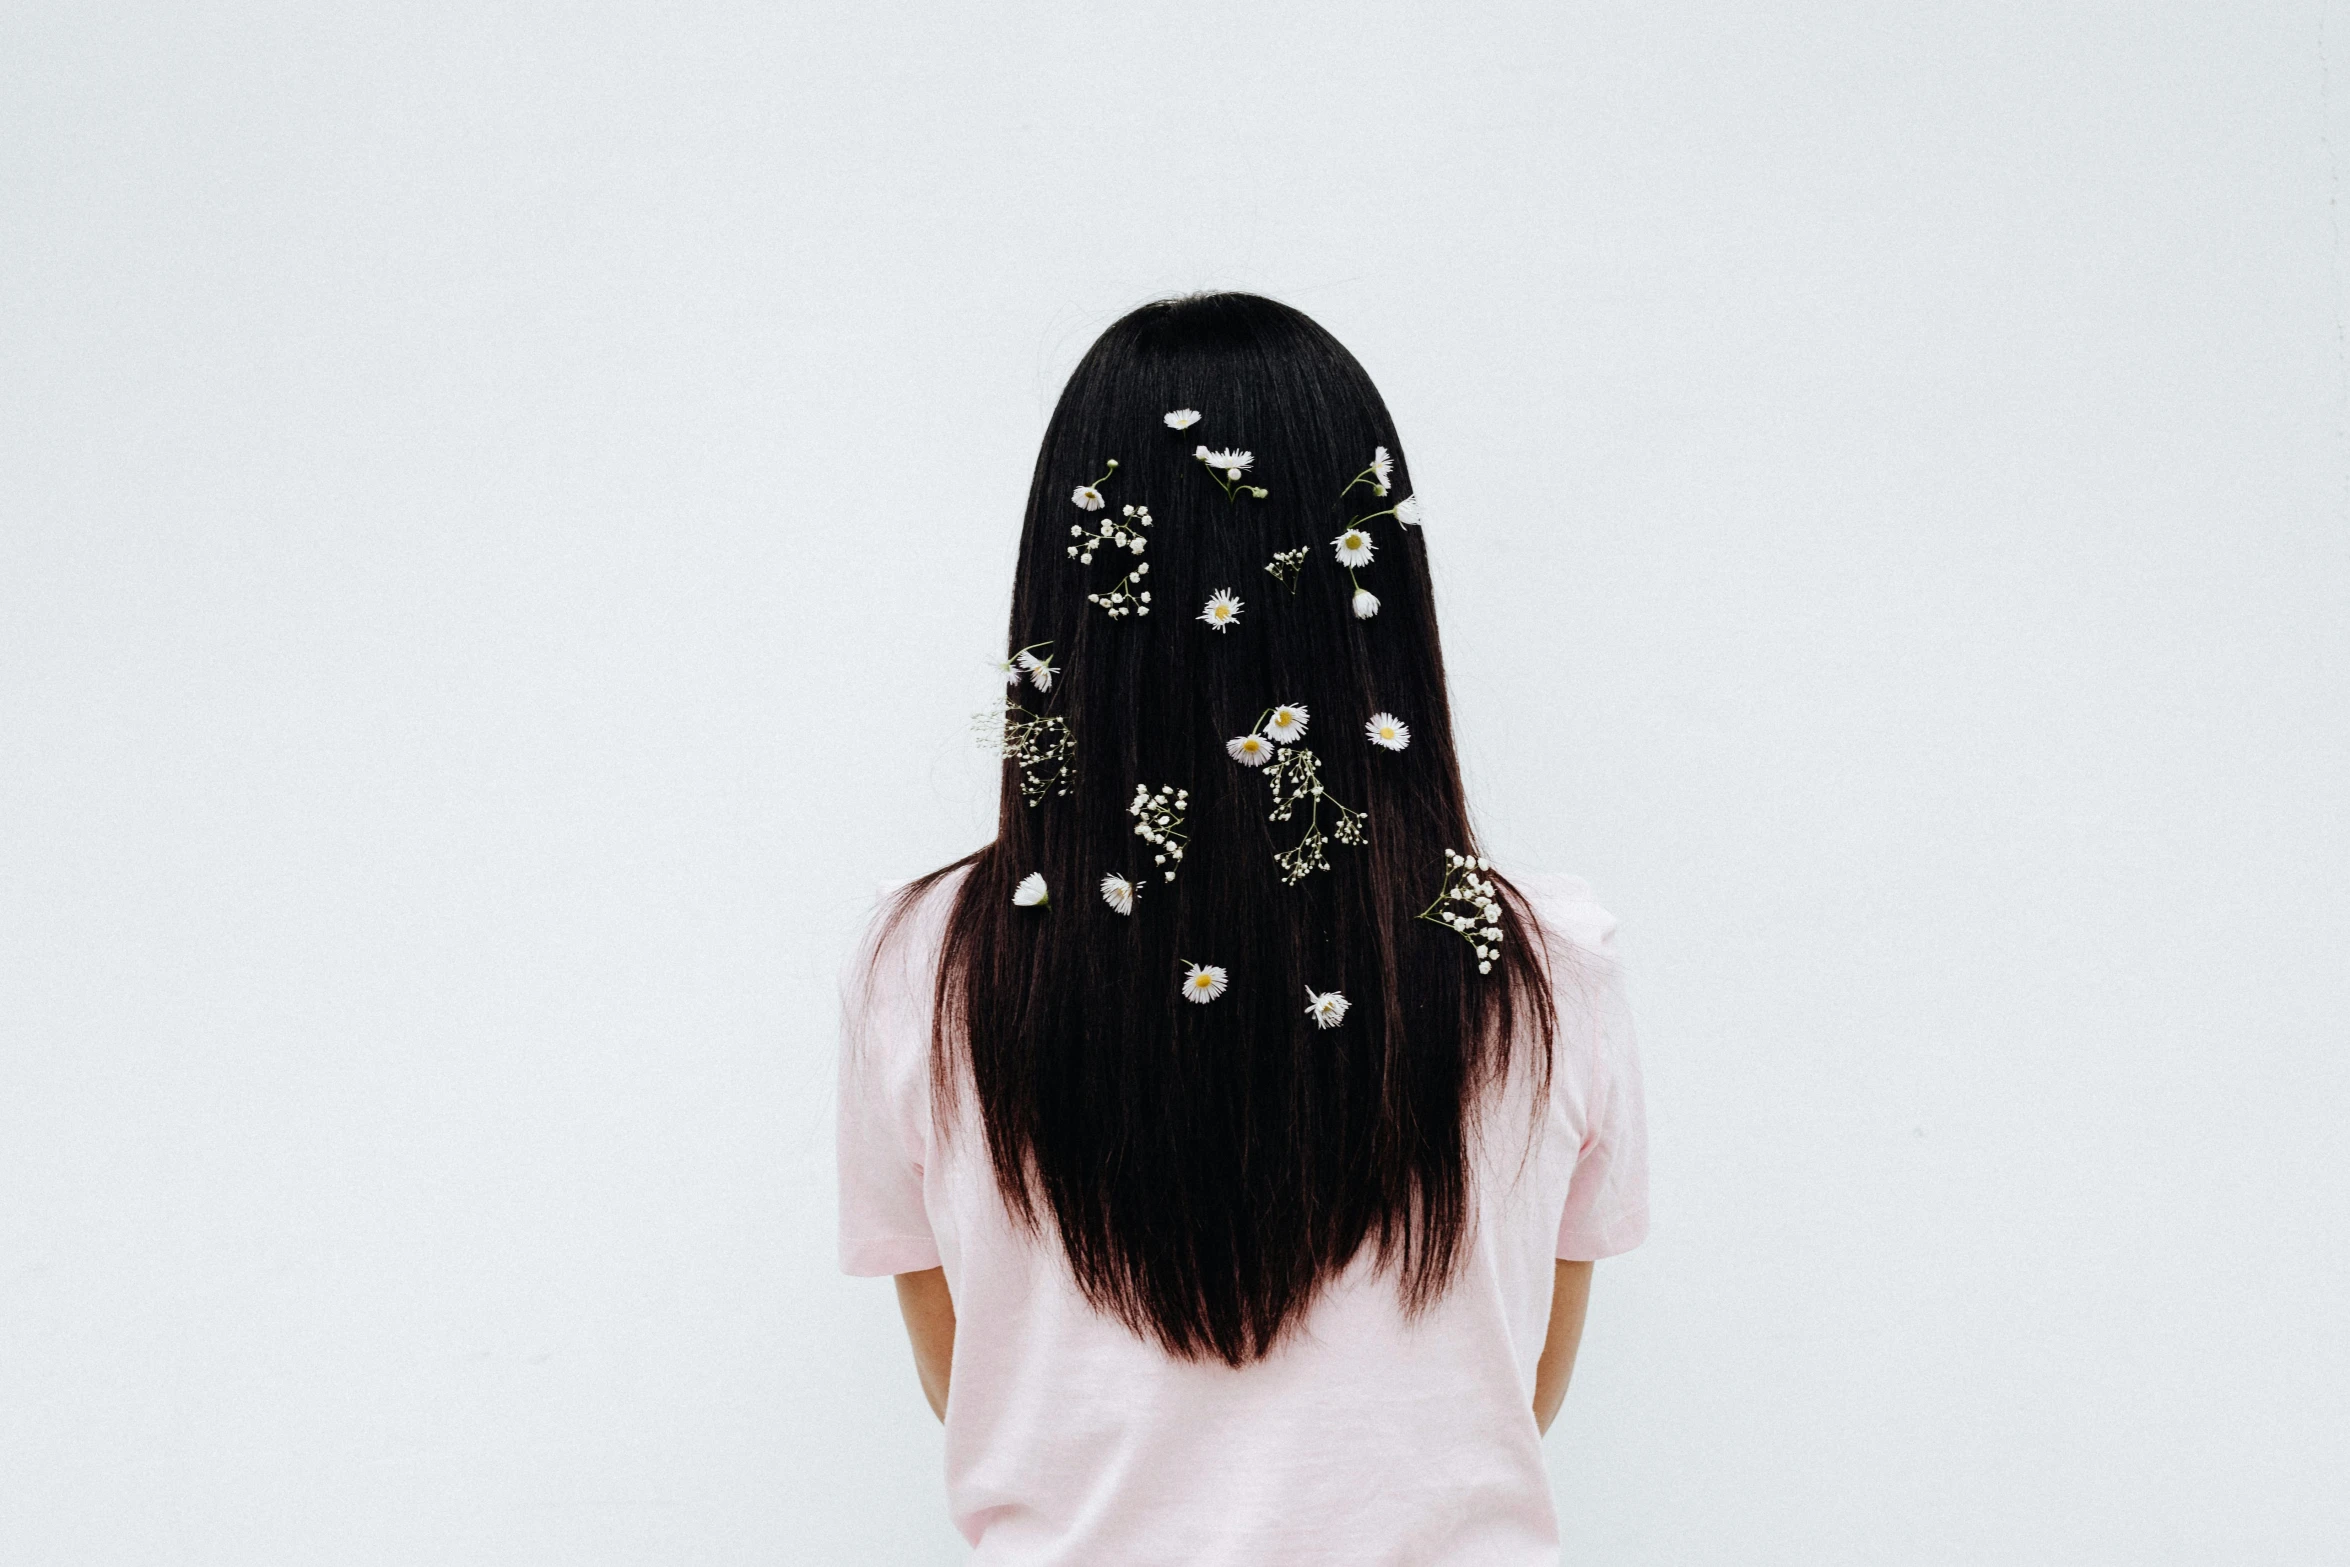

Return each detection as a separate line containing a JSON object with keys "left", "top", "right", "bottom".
{"left": 837, "top": 885, "right": 946, "bottom": 1277}
{"left": 1537, "top": 878, "right": 1651, "bottom": 1261}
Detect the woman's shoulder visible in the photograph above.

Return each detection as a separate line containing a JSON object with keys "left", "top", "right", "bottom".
{"left": 1507, "top": 869, "right": 1621, "bottom": 966}
{"left": 845, "top": 855, "right": 982, "bottom": 999}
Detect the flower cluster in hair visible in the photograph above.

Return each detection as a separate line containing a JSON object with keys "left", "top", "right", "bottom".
{"left": 1193, "top": 444, "right": 1268, "bottom": 502}
{"left": 1418, "top": 850, "right": 1505, "bottom": 974}
{"left": 1264, "top": 745, "right": 1368, "bottom": 884}
{"left": 992, "top": 416, "right": 1440, "bottom": 1009}
{"left": 1329, "top": 448, "right": 1426, "bottom": 620}
{"left": 1070, "top": 498, "right": 1154, "bottom": 619}
{"left": 1129, "top": 783, "right": 1190, "bottom": 884}
{"left": 976, "top": 703, "right": 1077, "bottom": 806}
{"left": 1264, "top": 546, "right": 1309, "bottom": 592}
{"left": 996, "top": 641, "right": 1056, "bottom": 692}
{"left": 1223, "top": 704, "right": 1364, "bottom": 882}
{"left": 1069, "top": 502, "right": 1150, "bottom": 567}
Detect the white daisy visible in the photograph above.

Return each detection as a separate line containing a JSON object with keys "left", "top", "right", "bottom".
{"left": 1182, "top": 962, "right": 1229, "bottom": 1004}
{"left": 1227, "top": 732, "right": 1273, "bottom": 766}
{"left": 1199, "top": 448, "right": 1253, "bottom": 479}
{"left": 1198, "top": 589, "right": 1244, "bottom": 631}
{"left": 1352, "top": 588, "right": 1381, "bottom": 620}
{"left": 1072, "top": 485, "right": 1105, "bottom": 511}
{"left": 1332, "top": 528, "right": 1375, "bottom": 567}
{"left": 1164, "top": 409, "right": 1201, "bottom": 430}
{"left": 1365, "top": 712, "right": 1411, "bottom": 750}
{"left": 996, "top": 657, "right": 1022, "bottom": 685}
{"left": 1394, "top": 495, "right": 1423, "bottom": 528}
{"left": 1264, "top": 704, "right": 1309, "bottom": 745}
{"left": 1012, "top": 872, "right": 1049, "bottom": 907}
{"left": 1099, "top": 873, "right": 1136, "bottom": 915}
{"left": 1017, "top": 649, "right": 1056, "bottom": 692}
{"left": 1304, "top": 987, "right": 1351, "bottom": 1029}
{"left": 1369, "top": 446, "right": 1393, "bottom": 492}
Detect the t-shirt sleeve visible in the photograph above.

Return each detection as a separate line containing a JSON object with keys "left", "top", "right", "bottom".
{"left": 836, "top": 891, "right": 945, "bottom": 1277}
{"left": 1543, "top": 882, "right": 1652, "bottom": 1261}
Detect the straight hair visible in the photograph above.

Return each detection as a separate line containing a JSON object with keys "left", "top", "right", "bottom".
{"left": 884, "top": 292, "right": 1554, "bottom": 1366}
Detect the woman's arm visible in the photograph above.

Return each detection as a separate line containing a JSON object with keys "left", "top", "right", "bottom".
{"left": 894, "top": 1266, "right": 957, "bottom": 1421}
{"left": 1533, "top": 1259, "right": 1594, "bottom": 1435}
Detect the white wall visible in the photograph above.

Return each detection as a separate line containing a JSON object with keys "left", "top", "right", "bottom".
{"left": 4, "top": 3, "right": 2344, "bottom": 1562}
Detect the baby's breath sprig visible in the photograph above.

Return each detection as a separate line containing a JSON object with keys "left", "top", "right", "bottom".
{"left": 1128, "top": 783, "right": 1191, "bottom": 884}
{"left": 1069, "top": 502, "right": 1152, "bottom": 567}
{"left": 1263, "top": 746, "right": 1366, "bottom": 885}
{"left": 975, "top": 703, "right": 1077, "bottom": 805}
{"left": 1418, "top": 850, "right": 1505, "bottom": 974}
{"left": 1072, "top": 502, "right": 1155, "bottom": 618}
{"left": 1194, "top": 445, "right": 1269, "bottom": 502}
{"left": 1091, "top": 563, "right": 1151, "bottom": 617}
{"left": 1264, "top": 546, "right": 1310, "bottom": 592}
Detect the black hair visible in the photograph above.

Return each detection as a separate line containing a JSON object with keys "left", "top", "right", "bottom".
{"left": 884, "top": 292, "right": 1554, "bottom": 1366}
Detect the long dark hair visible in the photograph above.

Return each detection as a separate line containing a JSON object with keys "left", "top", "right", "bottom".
{"left": 888, "top": 292, "right": 1554, "bottom": 1366}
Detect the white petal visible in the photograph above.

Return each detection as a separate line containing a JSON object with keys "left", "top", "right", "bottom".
{"left": 1012, "top": 872, "right": 1048, "bottom": 907}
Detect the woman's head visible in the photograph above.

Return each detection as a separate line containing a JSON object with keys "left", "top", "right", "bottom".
{"left": 910, "top": 292, "right": 1553, "bottom": 1365}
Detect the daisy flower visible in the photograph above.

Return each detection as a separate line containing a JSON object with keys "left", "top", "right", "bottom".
{"left": 1351, "top": 588, "right": 1381, "bottom": 620}
{"left": 1164, "top": 409, "right": 1201, "bottom": 430}
{"left": 1198, "top": 447, "right": 1253, "bottom": 480}
{"left": 1304, "top": 987, "right": 1351, "bottom": 1030}
{"left": 1198, "top": 589, "right": 1244, "bottom": 631}
{"left": 1394, "top": 495, "right": 1423, "bottom": 528}
{"left": 1070, "top": 458, "right": 1118, "bottom": 512}
{"left": 1265, "top": 704, "right": 1309, "bottom": 745}
{"left": 1332, "top": 528, "right": 1375, "bottom": 567}
{"left": 1227, "top": 732, "right": 1273, "bottom": 766}
{"left": 996, "top": 657, "right": 1022, "bottom": 685}
{"left": 1017, "top": 649, "right": 1056, "bottom": 692}
{"left": 1099, "top": 873, "right": 1136, "bottom": 915}
{"left": 1369, "top": 447, "right": 1393, "bottom": 491}
{"left": 1366, "top": 713, "right": 1411, "bottom": 751}
{"left": 1182, "top": 962, "right": 1229, "bottom": 1004}
{"left": 1012, "top": 872, "right": 1049, "bottom": 907}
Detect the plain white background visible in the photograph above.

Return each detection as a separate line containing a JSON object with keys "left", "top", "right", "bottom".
{"left": 4, "top": 3, "right": 2346, "bottom": 1562}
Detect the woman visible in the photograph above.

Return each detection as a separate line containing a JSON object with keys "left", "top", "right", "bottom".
{"left": 838, "top": 292, "right": 1647, "bottom": 1564}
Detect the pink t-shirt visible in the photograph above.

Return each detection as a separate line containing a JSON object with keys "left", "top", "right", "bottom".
{"left": 836, "top": 868, "right": 1649, "bottom": 1565}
